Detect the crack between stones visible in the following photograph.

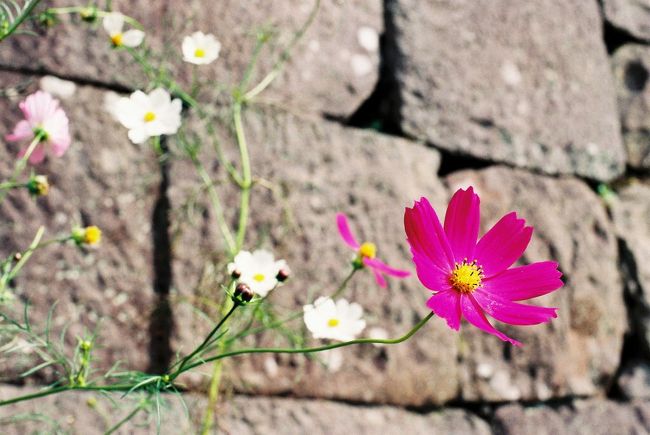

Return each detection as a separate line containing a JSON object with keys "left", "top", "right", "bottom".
{"left": 0, "top": 63, "right": 133, "bottom": 95}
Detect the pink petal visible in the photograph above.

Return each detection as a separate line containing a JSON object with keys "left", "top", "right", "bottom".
{"left": 5, "top": 120, "right": 33, "bottom": 142}
{"left": 404, "top": 197, "right": 455, "bottom": 273}
{"left": 473, "top": 289, "right": 557, "bottom": 326}
{"left": 482, "top": 261, "right": 563, "bottom": 301}
{"left": 372, "top": 268, "right": 387, "bottom": 288}
{"left": 460, "top": 294, "right": 522, "bottom": 346}
{"left": 336, "top": 213, "right": 360, "bottom": 249}
{"left": 444, "top": 186, "right": 480, "bottom": 262}
{"left": 427, "top": 290, "right": 461, "bottom": 330}
{"left": 474, "top": 212, "right": 533, "bottom": 277}
{"left": 412, "top": 251, "right": 453, "bottom": 292}
{"left": 363, "top": 257, "right": 410, "bottom": 278}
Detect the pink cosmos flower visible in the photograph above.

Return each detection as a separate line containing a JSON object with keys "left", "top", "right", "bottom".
{"left": 5, "top": 91, "right": 71, "bottom": 164}
{"left": 404, "top": 187, "right": 563, "bottom": 346}
{"left": 336, "top": 213, "right": 410, "bottom": 288}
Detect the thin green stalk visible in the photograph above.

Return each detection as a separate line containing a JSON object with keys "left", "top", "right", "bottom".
{"left": 233, "top": 101, "right": 251, "bottom": 251}
{"left": 193, "top": 160, "right": 237, "bottom": 256}
{"left": 243, "top": 0, "right": 321, "bottom": 101}
{"left": 0, "top": 0, "right": 43, "bottom": 42}
{"left": 171, "top": 302, "right": 239, "bottom": 379}
{"left": 104, "top": 402, "right": 144, "bottom": 435}
{"left": 182, "top": 312, "right": 434, "bottom": 374}
{"left": 0, "top": 134, "right": 43, "bottom": 203}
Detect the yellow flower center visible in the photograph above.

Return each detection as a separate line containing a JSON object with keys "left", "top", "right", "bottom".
{"left": 143, "top": 112, "right": 156, "bottom": 122}
{"left": 84, "top": 226, "right": 102, "bottom": 245}
{"left": 253, "top": 273, "right": 265, "bottom": 282}
{"left": 327, "top": 318, "right": 340, "bottom": 327}
{"left": 449, "top": 260, "right": 483, "bottom": 293}
{"left": 194, "top": 48, "right": 206, "bottom": 58}
{"left": 358, "top": 242, "right": 376, "bottom": 259}
{"left": 111, "top": 33, "right": 123, "bottom": 46}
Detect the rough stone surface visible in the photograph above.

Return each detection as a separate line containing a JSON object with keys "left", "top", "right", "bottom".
{"left": 618, "top": 360, "right": 650, "bottom": 400}
{"left": 168, "top": 107, "right": 457, "bottom": 406}
{"left": 612, "top": 181, "right": 650, "bottom": 356}
{"left": 603, "top": 0, "right": 650, "bottom": 42}
{"left": 385, "top": 0, "right": 625, "bottom": 181}
{"left": 0, "top": 73, "right": 158, "bottom": 381}
{"left": 611, "top": 44, "right": 650, "bottom": 169}
{"left": 0, "top": 385, "right": 492, "bottom": 435}
{"left": 493, "top": 399, "right": 650, "bottom": 435}
{"left": 446, "top": 167, "right": 625, "bottom": 402}
{"left": 0, "top": 0, "right": 381, "bottom": 118}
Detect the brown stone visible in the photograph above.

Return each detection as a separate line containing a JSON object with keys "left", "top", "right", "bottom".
{"left": 611, "top": 44, "right": 650, "bottom": 169}
{"left": 0, "top": 0, "right": 381, "bottom": 118}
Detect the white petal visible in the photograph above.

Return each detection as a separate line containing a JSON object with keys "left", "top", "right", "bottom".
{"left": 128, "top": 126, "right": 149, "bottom": 144}
{"left": 121, "top": 30, "right": 145, "bottom": 47}
{"left": 103, "top": 12, "right": 124, "bottom": 35}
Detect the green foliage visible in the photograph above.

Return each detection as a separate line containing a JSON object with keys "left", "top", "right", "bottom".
{"left": 0, "top": 0, "right": 43, "bottom": 41}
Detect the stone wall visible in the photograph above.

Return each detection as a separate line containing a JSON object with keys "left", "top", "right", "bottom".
{"left": 1, "top": 0, "right": 650, "bottom": 433}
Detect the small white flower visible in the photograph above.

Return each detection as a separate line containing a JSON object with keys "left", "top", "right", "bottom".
{"left": 227, "top": 249, "right": 287, "bottom": 298}
{"left": 112, "top": 88, "right": 182, "bottom": 144}
{"left": 303, "top": 297, "right": 366, "bottom": 342}
{"left": 103, "top": 12, "right": 144, "bottom": 48}
{"left": 182, "top": 31, "right": 221, "bottom": 65}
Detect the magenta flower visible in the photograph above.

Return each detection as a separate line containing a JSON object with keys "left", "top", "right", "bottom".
{"left": 5, "top": 91, "right": 71, "bottom": 164}
{"left": 404, "top": 187, "right": 563, "bottom": 346}
{"left": 336, "top": 213, "right": 410, "bottom": 288}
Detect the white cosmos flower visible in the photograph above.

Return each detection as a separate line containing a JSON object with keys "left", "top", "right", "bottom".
{"left": 103, "top": 12, "right": 144, "bottom": 48}
{"left": 182, "top": 31, "right": 221, "bottom": 65}
{"left": 112, "top": 88, "right": 182, "bottom": 144}
{"left": 303, "top": 297, "right": 366, "bottom": 342}
{"left": 227, "top": 250, "right": 287, "bottom": 298}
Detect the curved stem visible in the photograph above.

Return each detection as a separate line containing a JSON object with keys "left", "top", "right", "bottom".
{"left": 0, "top": 134, "right": 42, "bottom": 204}
{"left": 243, "top": 0, "right": 321, "bottom": 101}
{"left": 182, "top": 312, "right": 434, "bottom": 374}
{"left": 0, "top": 0, "right": 43, "bottom": 42}
{"left": 233, "top": 101, "right": 251, "bottom": 251}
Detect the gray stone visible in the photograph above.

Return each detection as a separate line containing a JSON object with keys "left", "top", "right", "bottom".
{"left": 611, "top": 44, "right": 650, "bottom": 169}
{"left": 0, "top": 385, "right": 492, "bottom": 434}
{"left": 385, "top": 0, "right": 625, "bottom": 181}
{"left": 618, "top": 360, "right": 650, "bottom": 400}
{"left": 0, "top": 73, "right": 158, "bottom": 382}
{"left": 611, "top": 181, "right": 650, "bottom": 356}
{"left": 446, "top": 166, "right": 625, "bottom": 402}
{"left": 0, "top": 0, "right": 381, "bottom": 118}
{"left": 603, "top": 0, "right": 650, "bottom": 42}
{"left": 493, "top": 399, "right": 650, "bottom": 435}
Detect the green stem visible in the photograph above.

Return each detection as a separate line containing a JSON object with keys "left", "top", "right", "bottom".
{"left": 0, "top": 134, "right": 43, "bottom": 204}
{"left": 243, "top": 0, "right": 321, "bottom": 101}
{"left": 330, "top": 267, "right": 358, "bottom": 299}
{"left": 170, "top": 302, "right": 239, "bottom": 380}
{"left": 0, "top": 0, "right": 43, "bottom": 42}
{"left": 183, "top": 312, "right": 434, "bottom": 374}
{"left": 233, "top": 101, "right": 251, "bottom": 251}
{"left": 104, "top": 402, "right": 143, "bottom": 435}
{"left": 193, "top": 160, "right": 237, "bottom": 256}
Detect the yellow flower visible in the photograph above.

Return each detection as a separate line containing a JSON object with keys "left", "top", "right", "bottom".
{"left": 72, "top": 226, "right": 102, "bottom": 246}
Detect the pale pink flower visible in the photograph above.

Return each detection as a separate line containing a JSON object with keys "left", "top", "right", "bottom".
{"left": 5, "top": 91, "right": 71, "bottom": 164}
{"left": 404, "top": 187, "right": 563, "bottom": 346}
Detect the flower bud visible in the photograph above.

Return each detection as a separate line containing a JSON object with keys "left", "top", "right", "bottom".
{"left": 234, "top": 282, "right": 254, "bottom": 303}
{"left": 79, "top": 6, "right": 98, "bottom": 23}
{"left": 276, "top": 268, "right": 290, "bottom": 282}
{"left": 13, "top": 252, "right": 22, "bottom": 262}
{"left": 27, "top": 175, "right": 49, "bottom": 197}
{"left": 230, "top": 268, "right": 241, "bottom": 279}
{"left": 72, "top": 226, "right": 102, "bottom": 246}
{"left": 80, "top": 340, "right": 92, "bottom": 351}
